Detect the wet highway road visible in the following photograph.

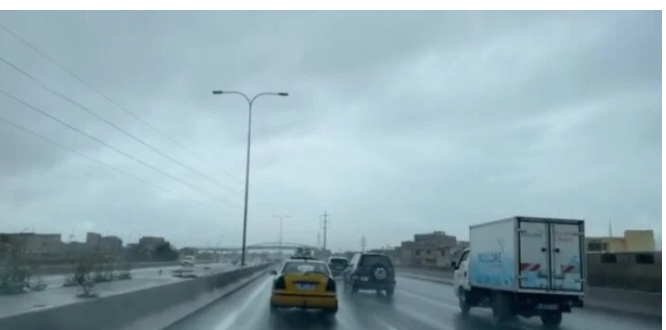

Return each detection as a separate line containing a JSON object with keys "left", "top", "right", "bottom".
{"left": 166, "top": 274, "right": 661, "bottom": 330}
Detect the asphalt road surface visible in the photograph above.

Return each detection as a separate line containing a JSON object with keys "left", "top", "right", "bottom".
{"left": 165, "top": 274, "right": 661, "bottom": 330}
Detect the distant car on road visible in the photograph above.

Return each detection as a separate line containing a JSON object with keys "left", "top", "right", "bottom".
{"left": 327, "top": 256, "right": 349, "bottom": 278}
{"left": 343, "top": 253, "right": 395, "bottom": 297}
{"left": 181, "top": 255, "right": 195, "bottom": 268}
{"left": 293, "top": 247, "right": 315, "bottom": 259}
{"left": 269, "top": 257, "right": 338, "bottom": 316}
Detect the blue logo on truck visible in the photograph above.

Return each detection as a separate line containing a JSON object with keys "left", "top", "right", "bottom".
{"left": 478, "top": 252, "right": 502, "bottom": 263}
{"left": 469, "top": 238, "right": 514, "bottom": 289}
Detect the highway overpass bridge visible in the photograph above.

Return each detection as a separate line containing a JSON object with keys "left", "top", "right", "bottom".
{"left": 191, "top": 242, "right": 322, "bottom": 253}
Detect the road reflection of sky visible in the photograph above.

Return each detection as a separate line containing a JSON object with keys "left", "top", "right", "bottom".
{"left": 268, "top": 310, "right": 339, "bottom": 330}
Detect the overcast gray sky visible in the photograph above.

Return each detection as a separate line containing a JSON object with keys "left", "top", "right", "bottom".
{"left": 0, "top": 11, "right": 661, "bottom": 251}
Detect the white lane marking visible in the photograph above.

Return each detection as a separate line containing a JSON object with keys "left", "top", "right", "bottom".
{"left": 212, "top": 278, "right": 271, "bottom": 330}
{"left": 373, "top": 318, "right": 402, "bottom": 330}
{"left": 390, "top": 304, "right": 456, "bottom": 330}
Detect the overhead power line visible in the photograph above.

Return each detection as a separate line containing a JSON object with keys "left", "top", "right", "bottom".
{"left": 0, "top": 113, "right": 237, "bottom": 215}
{"left": 0, "top": 21, "right": 245, "bottom": 187}
{"left": 0, "top": 22, "right": 282, "bottom": 211}
{"left": 0, "top": 54, "right": 242, "bottom": 198}
{"left": 0, "top": 88, "right": 240, "bottom": 209}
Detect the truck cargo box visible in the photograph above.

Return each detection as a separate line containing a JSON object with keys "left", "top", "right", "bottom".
{"left": 469, "top": 216, "right": 586, "bottom": 295}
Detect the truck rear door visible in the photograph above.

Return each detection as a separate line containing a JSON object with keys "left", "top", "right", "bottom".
{"left": 550, "top": 221, "right": 584, "bottom": 292}
{"left": 518, "top": 219, "right": 551, "bottom": 290}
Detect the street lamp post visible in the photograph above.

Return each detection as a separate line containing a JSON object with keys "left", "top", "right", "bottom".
{"left": 214, "top": 235, "right": 224, "bottom": 263}
{"left": 272, "top": 215, "right": 290, "bottom": 257}
{"left": 212, "top": 90, "right": 289, "bottom": 266}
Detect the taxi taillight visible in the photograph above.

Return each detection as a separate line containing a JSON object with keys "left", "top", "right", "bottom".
{"left": 325, "top": 278, "right": 336, "bottom": 292}
{"left": 274, "top": 276, "right": 286, "bottom": 290}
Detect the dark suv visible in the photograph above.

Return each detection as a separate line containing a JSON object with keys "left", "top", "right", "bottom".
{"left": 343, "top": 253, "right": 396, "bottom": 297}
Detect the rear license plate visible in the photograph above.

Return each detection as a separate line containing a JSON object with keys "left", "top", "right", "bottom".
{"left": 537, "top": 304, "right": 559, "bottom": 310}
{"left": 360, "top": 276, "right": 369, "bottom": 282}
{"left": 296, "top": 283, "right": 315, "bottom": 290}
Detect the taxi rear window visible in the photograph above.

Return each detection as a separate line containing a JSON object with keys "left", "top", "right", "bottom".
{"left": 282, "top": 262, "right": 329, "bottom": 275}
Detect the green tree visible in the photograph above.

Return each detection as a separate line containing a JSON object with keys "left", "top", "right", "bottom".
{"left": 153, "top": 242, "right": 178, "bottom": 261}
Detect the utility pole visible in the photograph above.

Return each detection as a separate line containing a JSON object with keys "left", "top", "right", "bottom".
{"left": 320, "top": 211, "right": 330, "bottom": 250}
{"left": 361, "top": 235, "right": 366, "bottom": 253}
{"left": 272, "top": 215, "right": 290, "bottom": 258}
{"left": 317, "top": 231, "right": 321, "bottom": 248}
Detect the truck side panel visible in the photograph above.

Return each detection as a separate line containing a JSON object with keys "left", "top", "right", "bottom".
{"left": 469, "top": 218, "right": 516, "bottom": 291}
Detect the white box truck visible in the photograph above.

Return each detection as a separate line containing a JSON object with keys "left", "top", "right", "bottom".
{"left": 452, "top": 216, "right": 585, "bottom": 328}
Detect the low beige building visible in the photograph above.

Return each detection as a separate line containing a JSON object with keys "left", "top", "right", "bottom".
{"left": 400, "top": 231, "right": 458, "bottom": 267}
{"left": 586, "top": 230, "right": 656, "bottom": 253}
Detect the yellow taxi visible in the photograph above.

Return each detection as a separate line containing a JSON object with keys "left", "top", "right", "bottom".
{"left": 269, "top": 257, "right": 338, "bottom": 315}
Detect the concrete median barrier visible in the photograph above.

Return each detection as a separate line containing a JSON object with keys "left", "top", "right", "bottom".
{"left": 0, "top": 263, "right": 273, "bottom": 330}
{"left": 584, "top": 287, "right": 661, "bottom": 318}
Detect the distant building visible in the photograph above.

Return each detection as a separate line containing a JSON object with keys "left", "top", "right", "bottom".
{"left": 0, "top": 232, "right": 62, "bottom": 255}
{"left": 61, "top": 241, "right": 89, "bottom": 257}
{"left": 587, "top": 230, "right": 656, "bottom": 253}
{"left": 457, "top": 240, "right": 470, "bottom": 249}
{"left": 100, "top": 236, "right": 123, "bottom": 254}
{"left": 139, "top": 236, "right": 166, "bottom": 250}
{"left": 86, "top": 232, "right": 102, "bottom": 248}
{"left": 400, "top": 231, "right": 458, "bottom": 267}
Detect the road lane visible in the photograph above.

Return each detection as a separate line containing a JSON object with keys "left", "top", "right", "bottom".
{"left": 166, "top": 275, "right": 661, "bottom": 330}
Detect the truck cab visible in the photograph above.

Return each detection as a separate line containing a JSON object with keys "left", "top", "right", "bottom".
{"left": 452, "top": 248, "right": 471, "bottom": 291}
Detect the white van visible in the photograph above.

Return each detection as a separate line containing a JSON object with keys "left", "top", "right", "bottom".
{"left": 181, "top": 255, "right": 195, "bottom": 267}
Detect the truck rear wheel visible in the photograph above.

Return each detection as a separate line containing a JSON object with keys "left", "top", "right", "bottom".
{"left": 491, "top": 293, "right": 512, "bottom": 325}
{"left": 540, "top": 311, "right": 562, "bottom": 328}
{"left": 458, "top": 287, "right": 471, "bottom": 315}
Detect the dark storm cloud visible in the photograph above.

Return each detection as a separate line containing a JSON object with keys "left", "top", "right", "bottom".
{"left": 0, "top": 11, "right": 661, "bottom": 249}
